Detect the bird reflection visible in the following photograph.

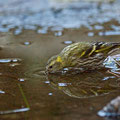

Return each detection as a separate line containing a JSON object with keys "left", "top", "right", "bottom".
{"left": 46, "top": 70, "right": 119, "bottom": 98}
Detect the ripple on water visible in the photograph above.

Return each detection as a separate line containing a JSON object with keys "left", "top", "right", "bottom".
{"left": 25, "top": 66, "right": 46, "bottom": 78}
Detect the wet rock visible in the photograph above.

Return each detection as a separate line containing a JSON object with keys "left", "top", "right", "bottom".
{"left": 98, "top": 96, "right": 120, "bottom": 117}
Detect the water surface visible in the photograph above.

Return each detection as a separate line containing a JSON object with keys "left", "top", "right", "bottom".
{"left": 0, "top": 0, "right": 120, "bottom": 120}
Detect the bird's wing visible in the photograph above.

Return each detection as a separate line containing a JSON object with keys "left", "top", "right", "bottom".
{"left": 80, "top": 42, "right": 120, "bottom": 58}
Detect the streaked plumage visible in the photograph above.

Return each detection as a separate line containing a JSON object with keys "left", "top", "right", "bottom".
{"left": 46, "top": 42, "right": 120, "bottom": 73}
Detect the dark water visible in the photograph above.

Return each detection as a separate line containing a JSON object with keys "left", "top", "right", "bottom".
{"left": 0, "top": 0, "right": 120, "bottom": 120}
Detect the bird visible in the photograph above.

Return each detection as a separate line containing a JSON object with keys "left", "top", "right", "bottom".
{"left": 46, "top": 42, "right": 120, "bottom": 74}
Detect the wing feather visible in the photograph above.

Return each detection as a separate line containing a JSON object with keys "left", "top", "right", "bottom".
{"left": 80, "top": 42, "right": 120, "bottom": 58}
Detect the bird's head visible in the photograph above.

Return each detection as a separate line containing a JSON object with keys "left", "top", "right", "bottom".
{"left": 46, "top": 55, "right": 64, "bottom": 73}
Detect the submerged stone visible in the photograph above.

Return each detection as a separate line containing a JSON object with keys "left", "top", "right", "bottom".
{"left": 98, "top": 96, "right": 120, "bottom": 117}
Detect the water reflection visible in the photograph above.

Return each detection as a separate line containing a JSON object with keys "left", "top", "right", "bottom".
{"left": 47, "top": 70, "right": 119, "bottom": 98}
{"left": 46, "top": 54, "right": 120, "bottom": 99}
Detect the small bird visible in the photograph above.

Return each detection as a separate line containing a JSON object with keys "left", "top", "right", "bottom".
{"left": 46, "top": 42, "right": 120, "bottom": 74}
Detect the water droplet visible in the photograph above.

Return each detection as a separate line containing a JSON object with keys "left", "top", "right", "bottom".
{"left": 24, "top": 25, "right": 36, "bottom": 30}
{"left": 14, "top": 28, "right": 22, "bottom": 35}
{"left": 99, "top": 30, "right": 120, "bottom": 36}
{"left": 0, "top": 58, "right": 21, "bottom": 63}
{"left": 48, "top": 93, "right": 53, "bottom": 96}
{"left": 103, "top": 77, "right": 109, "bottom": 80}
{"left": 58, "top": 83, "right": 68, "bottom": 87}
{"left": 0, "top": 90, "right": 5, "bottom": 94}
{"left": 7, "top": 24, "right": 16, "bottom": 29}
{"left": 0, "top": 27, "right": 9, "bottom": 32}
{"left": 18, "top": 78, "right": 25, "bottom": 82}
{"left": 98, "top": 32, "right": 104, "bottom": 36}
{"left": 111, "top": 25, "right": 120, "bottom": 31}
{"left": 103, "top": 76, "right": 115, "bottom": 81}
{"left": 37, "top": 28, "right": 47, "bottom": 34}
{"left": 0, "top": 108, "right": 30, "bottom": 114}
{"left": 54, "top": 31, "right": 62, "bottom": 36}
{"left": 105, "top": 31, "right": 120, "bottom": 36}
{"left": 45, "top": 81, "right": 50, "bottom": 84}
{"left": 51, "top": 27, "right": 63, "bottom": 31}
{"left": 63, "top": 68, "right": 69, "bottom": 71}
{"left": 98, "top": 110, "right": 106, "bottom": 117}
{"left": 115, "top": 57, "right": 120, "bottom": 61}
{"left": 63, "top": 41, "right": 73, "bottom": 45}
{"left": 12, "top": 59, "right": 18, "bottom": 62}
{"left": 94, "top": 25, "right": 104, "bottom": 30}
{"left": 24, "top": 42, "right": 31, "bottom": 45}
{"left": 88, "top": 32, "right": 94, "bottom": 37}
{"left": 0, "top": 59, "right": 11, "bottom": 63}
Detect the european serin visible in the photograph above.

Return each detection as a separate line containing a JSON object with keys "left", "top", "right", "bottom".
{"left": 46, "top": 42, "right": 120, "bottom": 73}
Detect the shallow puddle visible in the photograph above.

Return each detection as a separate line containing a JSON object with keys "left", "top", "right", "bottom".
{"left": 0, "top": 0, "right": 120, "bottom": 120}
{"left": 0, "top": 27, "right": 119, "bottom": 120}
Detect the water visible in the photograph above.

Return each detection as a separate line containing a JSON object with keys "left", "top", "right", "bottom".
{"left": 0, "top": 0, "right": 120, "bottom": 35}
{"left": 0, "top": 0, "right": 120, "bottom": 120}
{"left": 0, "top": 28, "right": 120, "bottom": 120}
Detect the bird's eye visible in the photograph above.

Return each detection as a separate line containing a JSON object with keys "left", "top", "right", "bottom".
{"left": 49, "top": 66, "right": 53, "bottom": 69}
